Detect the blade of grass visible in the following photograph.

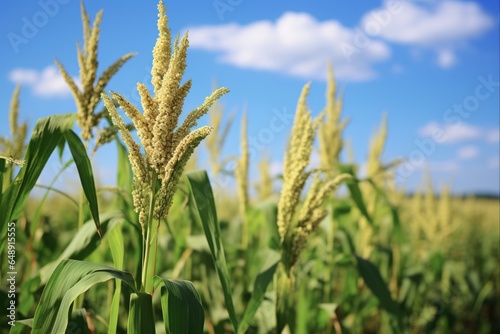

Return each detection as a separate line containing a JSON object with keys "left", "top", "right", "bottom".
{"left": 185, "top": 170, "right": 239, "bottom": 331}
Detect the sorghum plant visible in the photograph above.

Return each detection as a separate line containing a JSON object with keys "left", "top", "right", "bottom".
{"left": 102, "top": 0, "right": 228, "bottom": 294}
{"left": 275, "top": 83, "right": 351, "bottom": 332}
{"left": 56, "top": 2, "right": 135, "bottom": 143}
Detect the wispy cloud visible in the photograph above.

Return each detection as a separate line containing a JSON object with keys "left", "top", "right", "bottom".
{"left": 188, "top": 12, "right": 390, "bottom": 81}
{"left": 9, "top": 66, "right": 76, "bottom": 98}
{"left": 419, "top": 122, "right": 481, "bottom": 143}
{"left": 457, "top": 145, "right": 479, "bottom": 160}
{"left": 366, "top": 0, "right": 494, "bottom": 68}
{"left": 419, "top": 122, "right": 500, "bottom": 144}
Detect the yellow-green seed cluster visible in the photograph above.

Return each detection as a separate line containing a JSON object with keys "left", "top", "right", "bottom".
{"left": 256, "top": 154, "right": 273, "bottom": 200}
{"left": 56, "top": 2, "right": 135, "bottom": 141}
{"left": 277, "top": 83, "right": 351, "bottom": 271}
{"left": 102, "top": 1, "right": 228, "bottom": 228}
{"left": 318, "top": 64, "right": 349, "bottom": 173}
{"left": 205, "top": 85, "right": 235, "bottom": 175}
{"left": 0, "top": 85, "right": 27, "bottom": 162}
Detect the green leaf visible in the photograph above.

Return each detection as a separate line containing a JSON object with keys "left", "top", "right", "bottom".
{"left": 0, "top": 113, "right": 75, "bottom": 252}
{"left": 185, "top": 170, "right": 239, "bottom": 331}
{"left": 128, "top": 292, "right": 155, "bottom": 334}
{"left": 366, "top": 179, "right": 404, "bottom": 241}
{"left": 9, "top": 319, "right": 33, "bottom": 334}
{"left": 238, "top": 252, "right": 280, "bottom": 334}
{"left": 108, "top": 223, "right": 125, "bottom": 334}
{"left": 0, "top": 157, "right": 5, "bottom": 201}
{"left": 38, "top": 214, "right": 122, "bottom": 284}
{"left": 355, "top": 255, "right": 400, "bottom": 316}
{"left": 338, "top": 164, "right": 372, "bottom": 224}
{"left": 64, "top": 128, "right": 101, "bottom": 236}
{"left": 154, "top": 277, "right": 205, "bottom": 334}
{"left": 31, "top": 259, "right": 136, "bottom": 334}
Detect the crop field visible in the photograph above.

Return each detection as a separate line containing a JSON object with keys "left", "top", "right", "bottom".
{"left": 0, "top": 1, "right": 499, "bottom": 334}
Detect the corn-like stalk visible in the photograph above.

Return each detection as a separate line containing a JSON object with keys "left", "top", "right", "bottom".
{"left": 102, "top": 0, "right": 228, "bottom": 293}
{"left": 357, "top": 114, "right": 388, "bottom": 257}
{"left": 318, "top": 64, "right": 349, "bottom": 173}
{"left": 0, "top": 85, "right": 27, "bottom": 162}
{"left": 256, "top": 154, "right": 274, "bottom": 200}
{"left": 275, "top": 83, "right": 351, "bottom": 331}
{"left": 236, "top": 112, "right": 249, "bottom": 248}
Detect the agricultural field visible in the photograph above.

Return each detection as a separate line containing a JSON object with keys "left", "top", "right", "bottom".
{"left": 1, "top": 1, "right": 499, "bottom": 333}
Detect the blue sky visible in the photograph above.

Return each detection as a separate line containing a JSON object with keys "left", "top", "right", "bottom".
{"left": 0, "top": 0, "right": 499, "bottom": 195}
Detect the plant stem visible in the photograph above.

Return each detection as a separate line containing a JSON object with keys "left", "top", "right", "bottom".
{"left": 141, "top": 171, "right": 158, "bottom": 293}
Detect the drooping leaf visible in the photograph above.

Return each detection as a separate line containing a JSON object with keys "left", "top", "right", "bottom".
{"left": 0, "top": 113, "right": 75, "bottom": 252}
{"left": 38, "top": 214, "right": 122, "bottom": 284}
{"left": 31, "top": 259, "right": 136, "bottom": 334}
{"left": 64, "top": 128, "right": 101, "bottom": 236}
{"left": 185, "top": 170, "right": 239, "bottom": 331}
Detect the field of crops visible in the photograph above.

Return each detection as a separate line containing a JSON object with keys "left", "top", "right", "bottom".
{"left": 1, "top": 1, "right": 499, "bottom": 333}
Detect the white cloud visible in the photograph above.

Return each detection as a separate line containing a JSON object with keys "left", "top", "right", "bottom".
{"left": 188, "top": 12, "right": 390, "bottom": 81}
{"left": 9, "top": 66, "right": 76, "bottom": 98}
{"left": 362, "top": 0, "right": 493, "bottom": 68}
{"left": 427, "top": 160, "right": 460, "bottom": 172}
{"left": 369, "top": 0, "right": 493, "bottom": 45}
{"left": 419, "top": 122, "right": 481, "bottom": 144}
{"left": 457, "top": 145, "right": 479, "bottom": 160}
